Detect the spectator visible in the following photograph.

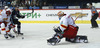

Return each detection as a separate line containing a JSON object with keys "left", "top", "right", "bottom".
{"left": 25, "top": 0, "right": 30, "bottom": 9}
{"left": 43, "top": 2, "right": 47, "bottom": 6}
{"left": 30, "top": 0, "right": 34, "bottom": 6}
{"left": 11, "top": 0, "right": 17, "bottom": 7}
{"left": 1, "top": 0, "right": 6, "bottom": 6}
{"left": 21, "top": 0, "right": 25, "bottom": 7}
{"left": 0, "top": 0, "right": 2, "bottom": 7}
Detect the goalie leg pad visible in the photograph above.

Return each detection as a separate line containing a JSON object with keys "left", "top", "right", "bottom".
{"left": 65, "top": 35, "right": 88, "bottom": 43}
{"left": 63, "top": 25, "right": 78, "bottom": 39}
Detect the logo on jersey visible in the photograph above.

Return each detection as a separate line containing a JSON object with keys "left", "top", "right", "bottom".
{"left": 6, "top": 11, "right": 11, "bottom": 16}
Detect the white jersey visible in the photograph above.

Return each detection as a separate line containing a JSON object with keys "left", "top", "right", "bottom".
{"left": 0, "top": 8, "right": 11, "bottom": 22}
{"left": 1, "top": 9, "right": 7, "bottom": 18}
{"left": 60, "top": 14, "right": 77, "bottom": 32}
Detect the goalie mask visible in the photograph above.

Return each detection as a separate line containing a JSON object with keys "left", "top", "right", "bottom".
{"left": 6, "top": 9, "right": 11, "bottom": 16}
{"left": 57, "top": 11, "right": 64, "bottom": 16}
{"left": 57, "top": 11, "right": 65, "bottom": 20}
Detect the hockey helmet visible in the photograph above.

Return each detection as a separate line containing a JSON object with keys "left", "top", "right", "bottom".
{"left": 57, "top": 11, "right": 64, "bottom": 16}
{"left": 4, "top": 6, "right": 8, "bottom": 9}
{"left": 6, "top": 9, "right": 12, "bottom": 16}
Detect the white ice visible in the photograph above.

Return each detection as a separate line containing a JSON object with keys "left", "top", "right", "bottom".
{"left": 0, "top": 23, "right": 100, "bottom": 48}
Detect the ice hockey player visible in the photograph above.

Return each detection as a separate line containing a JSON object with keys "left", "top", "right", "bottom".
{"left": 0, "top": 7, "right": 15, "bottom": 39}
{"left": 0, "top": 6, "right": 8, "bottom": 34}
{"left": 11, "top": 6, "right": 25, "bottom": 35}
{"left": 47, "top": 11, "right": 88, "bottom": 45}
{"left": 0, "top": 6, "right": 17, "bottom": 34}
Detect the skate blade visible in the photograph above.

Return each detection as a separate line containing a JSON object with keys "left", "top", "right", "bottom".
{"left": 47, "top": 42, "right": 56, "bottom": 46}
{"left": 5, "top": 37, "right": 10, "bottom": 40}
{"left": 15, "top": 33, "right": 23, "bottom": 37}
{"left": 15, "top": 33, "right": 24, "bottom": 37}
{"left": 84, "top": 40, "right": 88, "bottom": 43}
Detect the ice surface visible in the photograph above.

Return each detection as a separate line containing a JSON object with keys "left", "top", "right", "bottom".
{"left": 0, "top": 23, "right": 100, "bottom": 48}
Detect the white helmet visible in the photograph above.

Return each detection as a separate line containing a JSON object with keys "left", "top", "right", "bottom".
{"left": 6, "top": 8, "right": 12, "bottom": 16}
{"left": 57, "top": 11, "right": 64, "bottom": 16}
{"left": 4, "top": 6, "right": 8, "bottom": 9}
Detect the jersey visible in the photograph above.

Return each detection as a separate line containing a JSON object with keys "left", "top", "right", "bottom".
{"left": 91, "top": 6, "right": 98, "bottom": 16}
{"left": 11, "top": 9, "right": 23, "bottom": 20}
{"left": 0, "top": 8, "right": 12, "bottom": 34}
{"left": 0, "top": 9, "right": 11, "bottom": 23}
{"left": 0, "top": 9, "right": 7, "bottom": 22}
{"left": 59, "top": 14, "right": 77, "bottom": 32}
{"left": 11, "top": 9, "right": 24, "bottom": 24}
{"left": 0, "top": 8, "right": 12, "bottom": 27}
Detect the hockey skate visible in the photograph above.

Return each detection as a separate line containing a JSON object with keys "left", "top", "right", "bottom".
{"left": 13, "top": 29, "right": 18, "bottom": 34}
{"left": 4, "top": 34, "right": 8, "bottom": 39}
{"left": 8, "top": 34, "right": 15, "bottom": 38}
{"left": 13, "top": 31, "right": 19, "bottom": 37}
{"left": 47, "top": 37, "right": 61, "bottom": 45}
{"left": 18, "top": 32, "right": 23, "bottom": 35}
{"left": 15, "top": 32, "right": 23, "bottom": 37}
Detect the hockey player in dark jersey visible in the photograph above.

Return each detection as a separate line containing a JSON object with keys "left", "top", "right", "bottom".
{"left": 11, "top": 6, "right": 25, "bottom": 35}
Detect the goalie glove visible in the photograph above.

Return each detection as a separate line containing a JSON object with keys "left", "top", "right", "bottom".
{"left": 53, "top": 26, "right": 62, "bottom": 33}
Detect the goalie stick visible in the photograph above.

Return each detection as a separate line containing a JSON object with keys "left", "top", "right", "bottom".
{"left": 74, "top": 13, "right": 82, "bottom": 21}
{"left": 74, "top": 13, "right": 88, "bottom": 21}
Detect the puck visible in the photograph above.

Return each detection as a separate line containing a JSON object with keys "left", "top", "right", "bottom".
{"left": 22, "top": 37, "right": 24, "bottom": 39}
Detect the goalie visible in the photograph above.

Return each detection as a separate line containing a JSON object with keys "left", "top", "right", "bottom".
{"left": 47, "top": 11, "right": 88, "bottom": 45}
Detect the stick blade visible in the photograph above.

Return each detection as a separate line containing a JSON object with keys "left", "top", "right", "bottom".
{"left": 32, "top": 7, "right": 34, "bottom": 13}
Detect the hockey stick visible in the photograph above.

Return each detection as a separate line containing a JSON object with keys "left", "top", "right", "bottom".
{"left": 25, "top": 8, "right": 34, "bottom": 16}
{"left": 74, "top": 13, "right": 82, "bottom": 21}
{"left": 74, "top": 13, "right": 88, "bottom": 21}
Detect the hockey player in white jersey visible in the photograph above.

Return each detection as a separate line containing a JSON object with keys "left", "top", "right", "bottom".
{"left": 0, "top": 6, "right": 8, "bottom": 34}
{"left": 0, "top": 8, "right": 15, "bottom": 39}
{"left": 47, "top": 11, "right": 88, "bottom": 45}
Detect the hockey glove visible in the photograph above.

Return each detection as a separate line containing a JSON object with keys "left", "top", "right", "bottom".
{"left": 21, "top": 16, "right": 25, "bottom": 18}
